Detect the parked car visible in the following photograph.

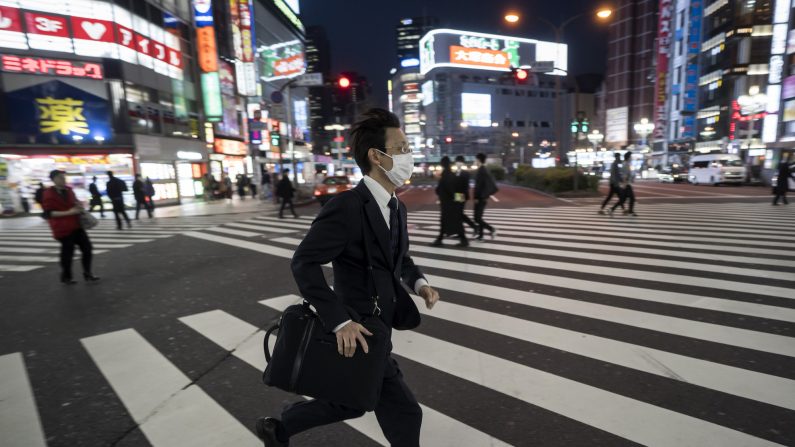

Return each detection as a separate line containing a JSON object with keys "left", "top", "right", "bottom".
{"left": 657, "top": 165, "right": 689, "bottom": 183}
{"left": 688, "top": 154, "right": 746, "bottom": 185}
{"left": 313, "top": 175, "right": 353, "bottom": 205}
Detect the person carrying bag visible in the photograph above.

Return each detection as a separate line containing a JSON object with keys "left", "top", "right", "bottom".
{"left": 255, "top": 109, "right": 440, "bottom": 447}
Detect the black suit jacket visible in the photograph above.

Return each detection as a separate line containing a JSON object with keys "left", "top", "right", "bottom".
{"left": 106, "top": 177, "right": 127, "bottom": 200}
{"left": 455, "top": 170, "right": 471, "bottom": 201}
{"left": 474, "top": 166, "right": 496, "bottom": 200}
{"left": 291, "top": 182, "right": 424, "bottom": 332}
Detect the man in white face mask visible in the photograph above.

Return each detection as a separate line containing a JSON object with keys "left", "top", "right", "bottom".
{"left": 258, "top": 108, "right": 440, "bottom": 447}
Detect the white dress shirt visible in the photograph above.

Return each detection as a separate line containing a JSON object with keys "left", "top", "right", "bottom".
{"left": 333, "top": 176, "right": 429, "bottom": 332}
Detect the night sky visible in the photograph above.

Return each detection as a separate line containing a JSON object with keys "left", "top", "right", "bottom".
{"left": 300, "top": 0, "right": 610, "bottom": 104}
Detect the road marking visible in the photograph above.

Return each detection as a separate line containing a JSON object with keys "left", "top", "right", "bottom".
{"left": 203, "top": 226, "right": 261, "bottom": 238}
{"left": 0, "top": 255, "right": 57, "bottom": 263}
{"left": 181, "top": 308, "right": 510, "bottom": 447}
{"left": 0, "top": 265, "right": 42, "bottom": 272}
{"left": 81, "top": 328, "right": 260, "bottom": 447}
{"left": 0, "top": 353, "right": 47, "bottom": 447}
{"left": 260, "top": 298, "right": 780, "bottom": 447}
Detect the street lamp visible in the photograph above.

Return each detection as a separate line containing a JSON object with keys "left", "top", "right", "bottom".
{"left": 505, "top": 8, "right": 612, "bottom": 165}
{"left": 737, "top": 85, "right": 767, "bottom": 154}
{"left": 633, "top": 118, "right": 655, "bottom": 151}
{"left": 587, "top": 129, "right": 604, "bottom": 150}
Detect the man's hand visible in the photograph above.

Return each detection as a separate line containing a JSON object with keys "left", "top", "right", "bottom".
{"left": 335, "top": 321, "right": 373, "bottom": 358}
{"left": 418, "top": 285, "right": 440, "bottom": 309}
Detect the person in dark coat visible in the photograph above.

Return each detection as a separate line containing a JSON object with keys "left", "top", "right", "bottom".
{"left": 473, "top": 152, "right": 498, "bottom": 240}
{"left": 88, "top": 176, "right": 104, "bottom": 217}
{"left": 598, "top": 152, "right": 625, "bottom": 214}
{"left": 237, "top": 174, "right": 246, "bottom": 200}
{"left": 132, "top": 174, "right": 151, "bottom": 219}
{"left": 41, "top": 170, "right": 99, "bottom": 284}
{"left": 454, "top": 155, "right": 477, "bottom": 235}
{"left": 276, "top": 169, "right": 299, "bottom": 218}
{"left": 249, "top": 176, "right": 257, "bottom": 198}
{"left": 261, "top": 169, "right": 272, "bottom": 199}
{"left": 433, "top": 156, "right": 468, "bottom": 247}
{"left": 34, "top": 182, "right": 45, "bottom": 207}
{"left": 106, "top": 171, "right": 131, "bottom": 229}
{"left": 144, "top": 177, "right": 156, "bottom": 215}
{"left": 773, "top": 154, "right": 794, "bottom": 205}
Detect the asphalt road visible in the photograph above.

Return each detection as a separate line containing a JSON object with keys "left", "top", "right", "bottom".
{"left": 1, "top": 190, "right": 794, "bottom": 447}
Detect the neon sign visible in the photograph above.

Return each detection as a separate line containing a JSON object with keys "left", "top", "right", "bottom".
{"left": 1, "top": 55, "right": 103, "bottom": 79}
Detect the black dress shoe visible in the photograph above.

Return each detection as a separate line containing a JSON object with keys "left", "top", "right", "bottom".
{"left": 431, "top": 239, "right": 442, "bottom": 247}
{"left": 84, "top": 273, "right": 101, "bottom": 282}
{"left": 61, "top": 277, "right": 77, "bottom": 285}
{"left": 255, "top": 417, "right": 289, "bottom": 446}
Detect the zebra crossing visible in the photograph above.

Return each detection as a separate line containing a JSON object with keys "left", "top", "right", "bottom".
{"left": 0, "top": 214, "right": 265, "bottom": 275}
{"left": 2, "top": 202, "right": 795, "bottom": 446}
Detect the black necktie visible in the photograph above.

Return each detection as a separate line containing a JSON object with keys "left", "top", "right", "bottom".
{"left": 388, "top": 197, "right": 400, "bottom": 263}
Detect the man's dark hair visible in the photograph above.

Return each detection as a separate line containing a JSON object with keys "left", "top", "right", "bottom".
{"left": 624, "top": 151, "right": 632, "bottom": 160}
{"left": 107, "top": 171, "right": 114, "bottom": 177}
{"left": 440, "top": 156, "right": 451, "bottom": 170}
{"left": 476, "top": 153, "right": 486, "bottom": 163}
{"left": 614, "top": 152, "right": 621, "bottom": 160}
{"left": 349, "top": 108, "right": 401, "bottom": 174}
{"left": 454, "top": 155, "right": 465, "bottom": 163}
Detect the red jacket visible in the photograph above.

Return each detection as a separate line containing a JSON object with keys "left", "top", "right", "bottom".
{"left": 42, "top": 186, "right": 81, "bottom": 239}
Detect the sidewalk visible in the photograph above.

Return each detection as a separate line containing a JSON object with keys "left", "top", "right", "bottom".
{"left": 0, "top": 196, "right": 315, "bottom": 230}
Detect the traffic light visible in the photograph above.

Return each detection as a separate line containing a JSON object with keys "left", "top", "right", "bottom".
{"left": 338, "top": 76, "right": 351, "bottom": 88}
{"left": 515, "top": 68, "right": 528, "bottom": 84}
{"left": 570, "top": 116, "right": 591, "bottom": 136}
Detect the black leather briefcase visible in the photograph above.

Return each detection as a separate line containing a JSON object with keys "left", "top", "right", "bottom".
{"left": 262, "top": 302, "right": 390, "bottom": 411}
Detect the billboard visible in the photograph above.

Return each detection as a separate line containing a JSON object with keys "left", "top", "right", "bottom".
{"left": 461, "top": 93, "right": 491, "bottom": 127}
{"left": 653, "top": 0, "right": 673, "bottom": 140}
{"left": 420, "top": 29, "right": 567, "bottom": 76}
{"left": 193, "top": 0, "right": 223, "bottom": 120}
{"left": 0, "top": 1, "right": 183, "bottom": 79}
{"left": 259, "top": 40, "right": 305, "bottom": 81}
{"left": 606, "top": 106, "right": 628, "bottom": 143}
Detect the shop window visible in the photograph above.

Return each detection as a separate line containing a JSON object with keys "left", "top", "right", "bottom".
{"left": 517, "top": 121, "right": 525, "bottom": 127}
{"left": 515, "top": 90, "right": 525, "bottom": 96}
{"left": 504, "top": 118, "right": 513, "bottom": 127}
{"left": 528, "top": 90, "right": 537, "bottom": 97}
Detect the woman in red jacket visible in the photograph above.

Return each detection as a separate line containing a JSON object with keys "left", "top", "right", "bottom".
{"left": 41, "top": 170, "right": 100, "bottom": 284}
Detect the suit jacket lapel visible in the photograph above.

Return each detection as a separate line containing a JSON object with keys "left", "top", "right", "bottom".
{"left": 355, "top": 183, "right": 394, "bottom": 270}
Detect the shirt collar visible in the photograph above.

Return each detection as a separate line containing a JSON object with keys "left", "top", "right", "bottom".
{"left": 362, "top": 175, "right": 395, "bottom": 208}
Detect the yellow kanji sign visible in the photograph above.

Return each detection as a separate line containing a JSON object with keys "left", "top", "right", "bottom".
{"left": 36, "top": 97, "right": 90, "bottom": 135}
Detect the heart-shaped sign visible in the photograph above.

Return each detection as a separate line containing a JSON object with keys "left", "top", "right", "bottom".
{"left": 0, "top": 14, "right": 12, "bottom": 30}
{"left": 81, "top": 21, "right": 106, "bottom": 40}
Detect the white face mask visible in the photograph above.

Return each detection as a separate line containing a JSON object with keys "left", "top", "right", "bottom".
{"left": 376, "top": 149, "right": 413, "bottom": 187}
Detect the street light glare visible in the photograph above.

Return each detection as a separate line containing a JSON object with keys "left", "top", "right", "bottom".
{"left": 596, "top": 8, "right": 612, "bottom": 19}
{"left": 504, "top": 13, "right": 520, "bottom": 23}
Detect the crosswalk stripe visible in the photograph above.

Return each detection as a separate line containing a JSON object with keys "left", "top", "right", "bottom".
{"left": 204, "top": 226, "right": 261, "bottom": 238}
{"left": 404, "top": 294, "right": 795, "bottom": 410}
{"left": 410, "top": 224, "right": 795, "bottom": 257}
{"left": 473, "top": 209, "right": 795, "bottom": 225}
{"left": 269, "top": 235, "right": 795, "bottom": 325}
{"left": 221, "top": 222, "right": 299, "bottom": 233}
{"left": 0, "top": 353, "right": 47, "bottom": 447}
{"left": 408, "top": 228, "right": 795, "bottom": 269}
{"left": 0, "top": 247, "right": 55, "bottom": 254}
{"left": 0, "top": 231, "right": 175, "bottom": 238}
{"left": 0, "top": 265, "right": 42, "bottom": 272}
{"left": 408, "top": 217, "right": 795, "bottom": 249}
{"left": 191, "top": 232, "right": 794, "bottom": 358}
{"left": 179, "top": 308, "right": 510, "bottom": 447}
{"left": 435, "top": 214, "right": 794, "bottom": 238}
{"left": 81, "top": 328, "right": 261, "bottom": 447}
{"left": 260, "top": 297, "right": 781, "bottom": 447}
{"left": 0, "top": 236, "right": 155, "bottom": 244}
{"left": 405, "top": 237, "right": 795, "bottom": 297}
{"left": 0, "top": 241, "right": 130, "bottom": 249}
{"left": 0, "top": 255, "right": 57, "bottom": 263}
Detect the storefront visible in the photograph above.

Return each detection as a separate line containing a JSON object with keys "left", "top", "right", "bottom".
{"left": 133, "top": 134, "right": 210, "bottom": 205}
{"left": 211, "top": 138, "right": 251, "bottom": 180}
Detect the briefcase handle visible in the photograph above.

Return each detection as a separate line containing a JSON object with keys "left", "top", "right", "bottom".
{"left": 263, "top": 324, "right": 279, "bottom": 363}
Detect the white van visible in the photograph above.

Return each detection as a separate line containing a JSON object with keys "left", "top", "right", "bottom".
{"left": 688, "top": 154, "right": 746, "bottom": 185}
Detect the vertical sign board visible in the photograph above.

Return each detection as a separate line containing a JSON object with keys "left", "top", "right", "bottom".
{"left": 237, "top": 0, "right": 257, "bottom": 96}
{"left": 654, "top": 0, "right": 673, "bottom": 141}
{"left": 681, "top": 0, "right": 702, "bottom": 138}
{"left": 763, "top": 0, "right": 791, "bottom": 142}
{"left": 193, "top": 0, "right": 223, "bottom": 121}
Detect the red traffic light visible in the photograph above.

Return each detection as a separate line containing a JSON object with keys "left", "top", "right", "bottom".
{"left": 444, "top": 136, "right": 453, "bottom": 143}
{"left": 515, "top": 68, "right": 528, "bottom": 81}
{"left": 338, "top": 77, "right": 351, "bottom": 88}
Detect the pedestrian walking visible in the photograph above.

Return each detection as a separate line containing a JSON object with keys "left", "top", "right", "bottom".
{"left": 433, "top": 156, "right": 468, "bottom": 247}
{"left": 454, "top": 155, "right": 478, "bottom": 235}
{"left": 106, "top": 171, "right": 131, "bottom": 229}
{"left": 261, "top": 169, "right": 272, "bottom": 200}
{"left": 34, "top": 182, "right": 45, "bottom": 207}
{"left": 88, "top": 176, "right": 104, "bottom": 217}
{"left": 473, "top": 152, "right": 498, "bottom": 240}
{"left": 256, "top": 108, "right": 440, "bottom": 447}
{"left": 132, "top": 174, "right": 152, "bottom": 219}
{"left": 144, "top": 177, "right": 156, "bottom": 215}
{"left": 223, "top": 174, "right": 233, "bottom": 200}
{"left": 773, "top": 154, "right": 794, "bottom": 205}
{"left": 249, "top": 176, "right": 257, "bottom": 198}
{"left": 276, "top": 169, "right": 299, "bottom": 218}
{"left": 41, "top": 170, "right": 100, "bottom": 284}
{"left": 598, "top": 152, "right": 625, "bottom": 214}
{"left": 610, "top": 151, "right": 637, "bottom": 217}
{"left": 237, "top": 174, "right": 246, "bottom": 200}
